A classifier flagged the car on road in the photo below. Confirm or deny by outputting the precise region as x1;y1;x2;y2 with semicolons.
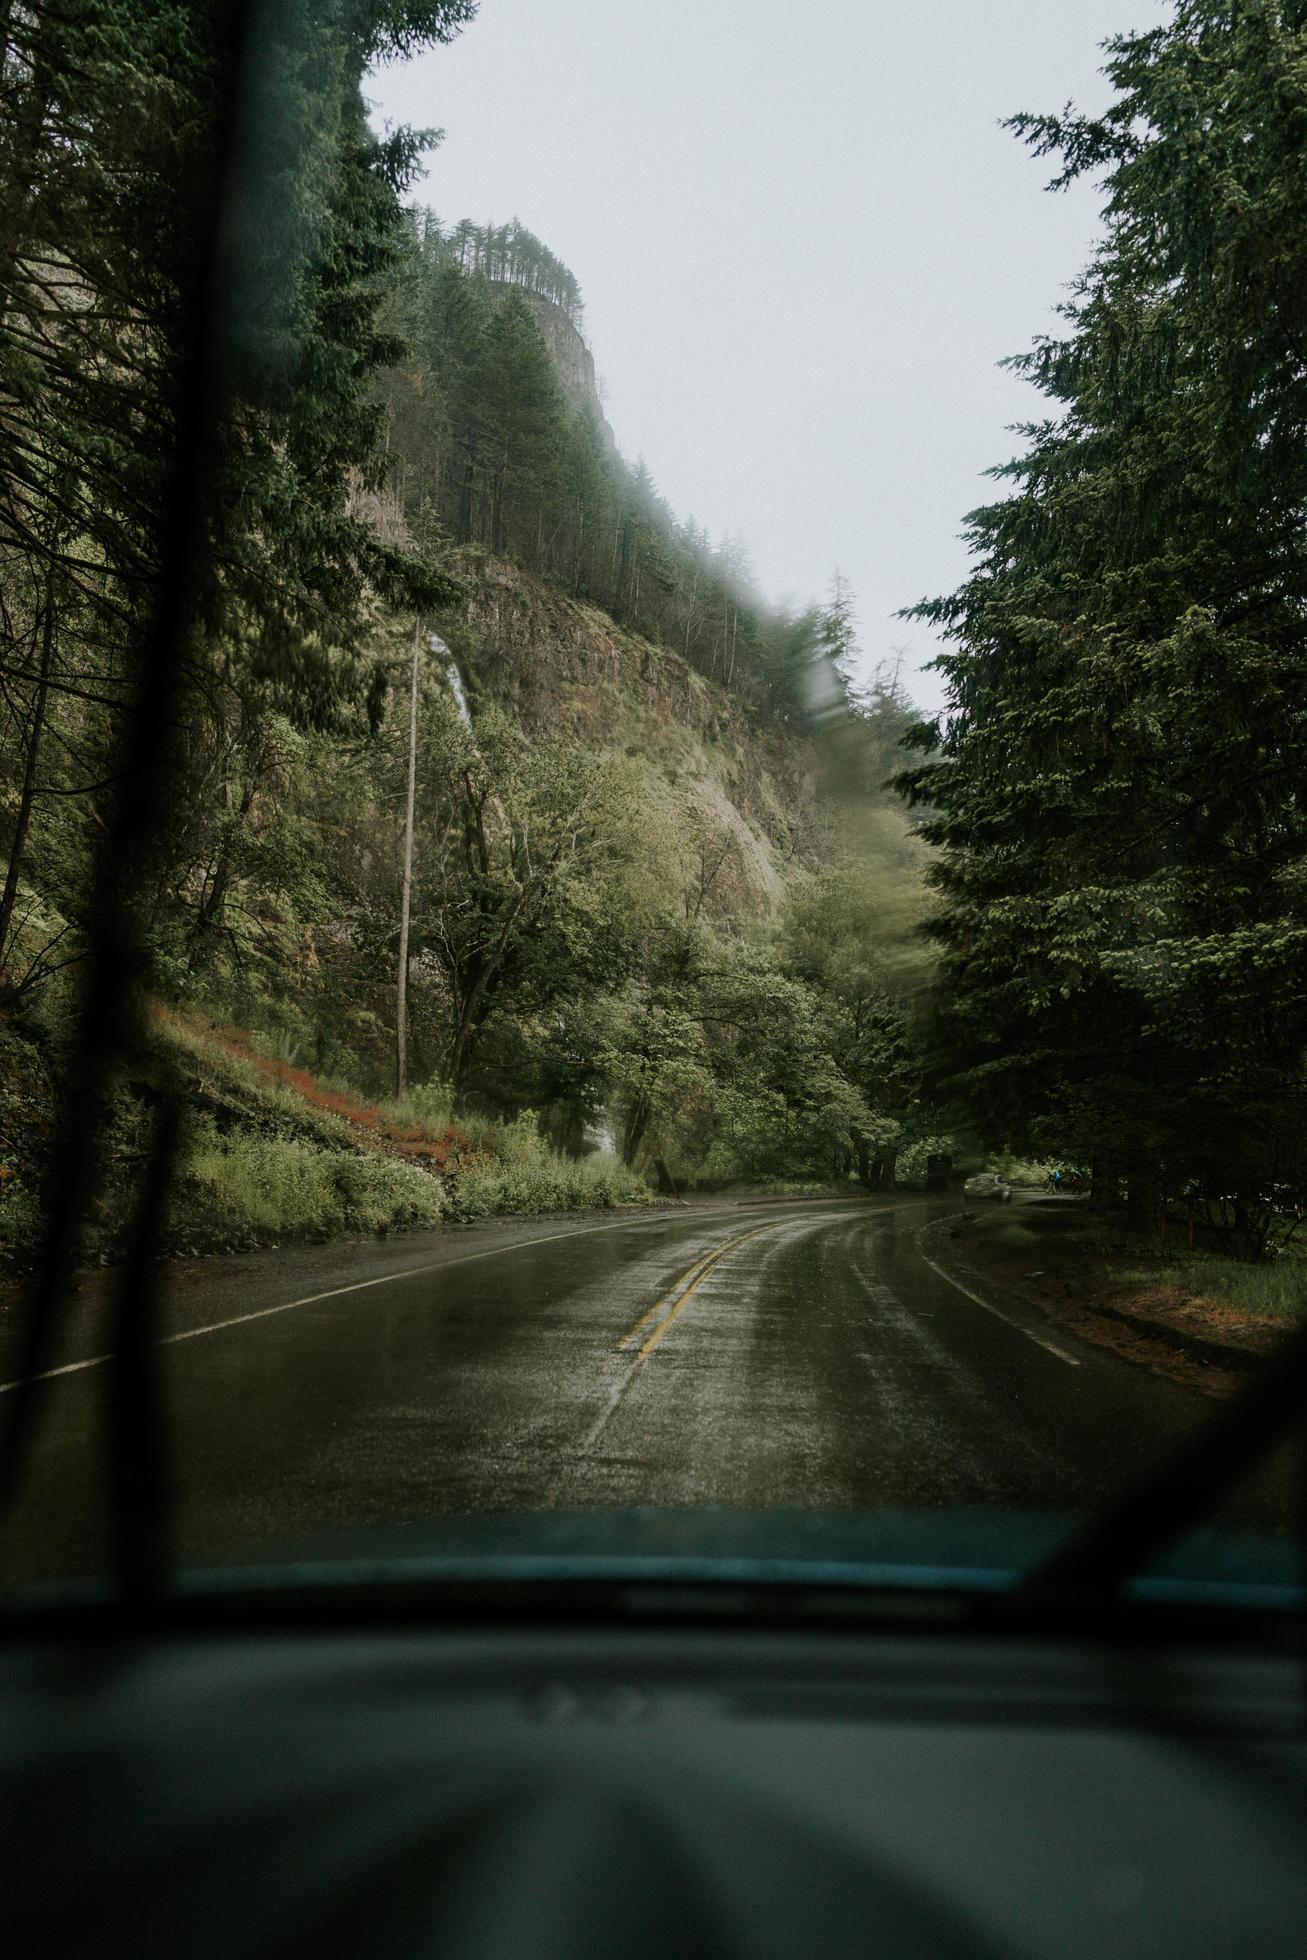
962;1171;1012;1203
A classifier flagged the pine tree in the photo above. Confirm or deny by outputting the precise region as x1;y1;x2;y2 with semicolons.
898;1;1307;1253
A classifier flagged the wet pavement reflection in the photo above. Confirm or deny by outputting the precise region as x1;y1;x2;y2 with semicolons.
0;1199;1289;1583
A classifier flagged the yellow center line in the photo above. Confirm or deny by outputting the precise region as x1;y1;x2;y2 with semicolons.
616;1200;917;1366
618;1246;722;1350
619;1222;779;1357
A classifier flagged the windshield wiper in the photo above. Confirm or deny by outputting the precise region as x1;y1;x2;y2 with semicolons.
1022;1315;1307;1608
0;0;257;1607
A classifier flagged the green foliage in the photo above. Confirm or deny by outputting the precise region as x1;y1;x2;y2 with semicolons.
0;0;472;1018
176;1116;445;1246
0;1176;41;1269
896;1135;962;1190
897;1;1307;1255
989;1151;1059;1191
456;1114;651;1217
446;218;584;322
0;6;942;1250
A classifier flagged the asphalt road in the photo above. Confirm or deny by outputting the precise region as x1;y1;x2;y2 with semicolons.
0;1196;1285;1584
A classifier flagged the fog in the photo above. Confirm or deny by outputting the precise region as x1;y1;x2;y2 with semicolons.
370;0;1170;712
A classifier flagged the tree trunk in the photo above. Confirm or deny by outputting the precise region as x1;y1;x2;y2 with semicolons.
1126;1159;1161;1236
0;576;54;979
187;779;255;973
457;453;474;542
1087;1156;1116;1212
616;516;633;611
572;498;584;593
395;625;419;1100
491;461;506;553
621;1091;650;1169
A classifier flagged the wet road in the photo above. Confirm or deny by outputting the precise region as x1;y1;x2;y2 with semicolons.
0;1197;1262;1582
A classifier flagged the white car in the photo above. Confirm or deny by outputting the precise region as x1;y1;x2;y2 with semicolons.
963;1172;1012;1203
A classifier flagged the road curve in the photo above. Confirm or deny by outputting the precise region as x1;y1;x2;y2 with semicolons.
0;1197;1268;1583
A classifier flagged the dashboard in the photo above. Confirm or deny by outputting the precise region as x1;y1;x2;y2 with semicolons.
5;1611;1306;1957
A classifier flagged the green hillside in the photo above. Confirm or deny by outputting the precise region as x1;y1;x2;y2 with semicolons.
0;90;938;1272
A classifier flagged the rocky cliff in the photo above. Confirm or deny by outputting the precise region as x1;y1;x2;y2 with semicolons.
493;284;617;449
433;550;817;921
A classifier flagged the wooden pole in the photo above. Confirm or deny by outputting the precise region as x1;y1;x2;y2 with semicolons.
395;622;420;1100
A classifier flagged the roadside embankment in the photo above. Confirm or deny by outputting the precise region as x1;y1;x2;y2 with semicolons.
921;1198;1299;1397
0;1010;652;1276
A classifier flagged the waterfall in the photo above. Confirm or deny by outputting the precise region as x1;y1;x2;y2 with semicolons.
428;631;471;727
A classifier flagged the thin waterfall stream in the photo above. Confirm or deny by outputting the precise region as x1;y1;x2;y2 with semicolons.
428;631;471;726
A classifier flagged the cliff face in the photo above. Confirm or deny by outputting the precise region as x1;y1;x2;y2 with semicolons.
433;551;817;921
494;285;616;449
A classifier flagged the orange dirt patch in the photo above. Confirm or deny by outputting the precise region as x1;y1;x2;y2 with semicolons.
158;1007;489;1170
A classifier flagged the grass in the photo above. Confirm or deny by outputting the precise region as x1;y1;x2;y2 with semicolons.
1116;1247;1307;1323
963;1195;1307;1329
966;1213;1042;1255
173;1117;445;1250
455;1114;650;1218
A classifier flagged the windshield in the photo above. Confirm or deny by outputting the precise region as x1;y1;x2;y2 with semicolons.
1;0;1303;1619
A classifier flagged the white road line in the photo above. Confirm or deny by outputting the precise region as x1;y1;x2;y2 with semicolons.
0;1200;882;1397
916;1253;1082;1367
0;1216;689;1396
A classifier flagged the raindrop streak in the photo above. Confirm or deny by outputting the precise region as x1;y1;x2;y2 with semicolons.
429;631;471;727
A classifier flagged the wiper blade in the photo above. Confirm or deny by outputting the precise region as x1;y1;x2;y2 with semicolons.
1022;1315;1307;1605
104;1099;181;1601
0;1;257;1606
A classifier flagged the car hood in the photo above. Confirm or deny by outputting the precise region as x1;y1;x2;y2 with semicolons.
188;1506;1298;1611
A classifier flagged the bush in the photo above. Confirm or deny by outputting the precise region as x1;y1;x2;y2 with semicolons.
0;1176;42;1269
991;1151;1059;1190
456;1113;650;1217
174;1118;444;1247
331;1154;447;1232
382;1080;457;1133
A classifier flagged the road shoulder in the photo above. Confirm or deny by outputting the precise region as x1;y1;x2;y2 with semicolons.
917;1206;1273;1399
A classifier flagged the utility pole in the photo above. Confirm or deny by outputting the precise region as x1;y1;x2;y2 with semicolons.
395;622;420;1100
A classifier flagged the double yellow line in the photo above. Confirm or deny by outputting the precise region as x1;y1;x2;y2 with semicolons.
618;1222;778;1360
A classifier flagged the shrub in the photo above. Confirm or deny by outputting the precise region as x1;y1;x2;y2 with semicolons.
383;1080;457;1133
0;1176;41;1269
331;1154;447;1232
456;1114;650;1216
991;1151;1059;1190
174;1117;444;1246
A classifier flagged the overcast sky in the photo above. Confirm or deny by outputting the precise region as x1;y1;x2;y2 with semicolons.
369;0;1170;711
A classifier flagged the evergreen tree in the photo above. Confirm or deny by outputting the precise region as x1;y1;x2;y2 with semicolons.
898;0;1307;1253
